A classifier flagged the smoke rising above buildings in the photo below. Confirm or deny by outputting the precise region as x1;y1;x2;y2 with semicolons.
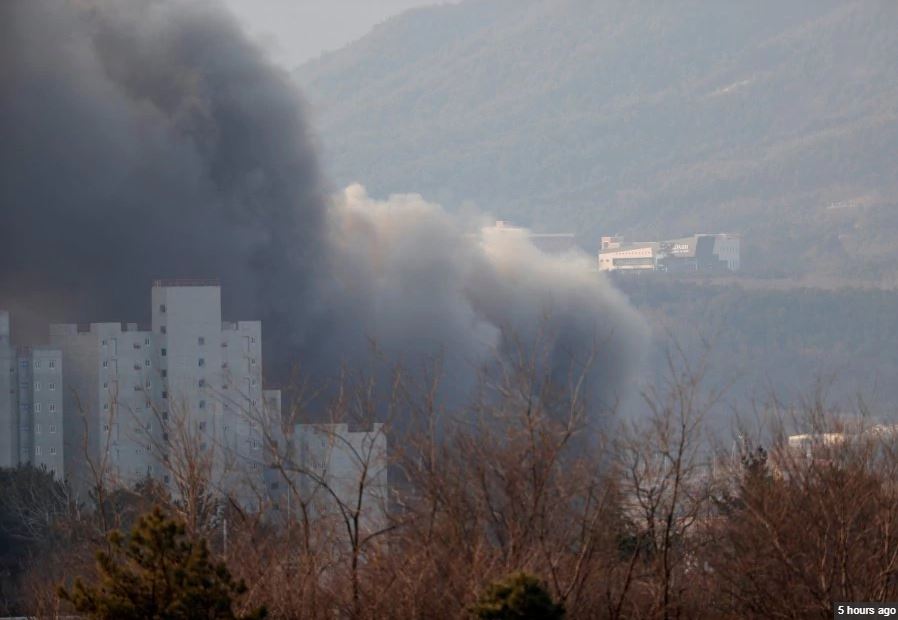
1;0;646;416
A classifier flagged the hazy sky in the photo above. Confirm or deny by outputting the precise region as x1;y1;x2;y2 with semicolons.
222;0;446;68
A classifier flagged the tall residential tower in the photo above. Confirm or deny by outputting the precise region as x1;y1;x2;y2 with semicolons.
50;281;279;508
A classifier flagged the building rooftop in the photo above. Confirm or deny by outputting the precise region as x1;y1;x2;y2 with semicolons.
152;278;220;288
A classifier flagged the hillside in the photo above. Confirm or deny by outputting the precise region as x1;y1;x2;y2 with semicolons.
296;0;898;281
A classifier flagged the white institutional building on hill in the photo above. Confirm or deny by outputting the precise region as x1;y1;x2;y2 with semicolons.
598;233;740;273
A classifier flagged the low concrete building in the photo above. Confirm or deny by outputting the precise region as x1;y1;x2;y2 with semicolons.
484;220;579;254
292;422;389;535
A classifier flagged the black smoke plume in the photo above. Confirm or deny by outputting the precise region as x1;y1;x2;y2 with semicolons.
1;0;646;416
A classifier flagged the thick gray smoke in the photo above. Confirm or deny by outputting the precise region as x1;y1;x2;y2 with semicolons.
1;0;646;416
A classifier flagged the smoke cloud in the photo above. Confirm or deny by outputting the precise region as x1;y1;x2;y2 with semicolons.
1;0;646;417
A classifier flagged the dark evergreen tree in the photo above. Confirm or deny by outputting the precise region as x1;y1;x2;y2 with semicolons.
59;507;265;620
472;572;565;619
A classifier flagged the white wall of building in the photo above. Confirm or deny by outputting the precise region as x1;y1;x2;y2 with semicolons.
49;322;156;492
294;423;389;535
712;234;741;271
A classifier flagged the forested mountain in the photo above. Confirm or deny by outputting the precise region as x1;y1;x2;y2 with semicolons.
296;0;898;281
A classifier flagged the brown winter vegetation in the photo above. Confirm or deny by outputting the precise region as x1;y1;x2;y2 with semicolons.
3;346;898;619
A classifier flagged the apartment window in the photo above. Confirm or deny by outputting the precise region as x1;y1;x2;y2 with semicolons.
103;424;109;432
34;381;40;391
199;421;207;431
49;425;56;433
35;446;41;456
102;360;108;368
145;337;151;346
198;337;205;346
49;382;56;391
199;400;206;410
161;369;167;378
103;403;109;411
159;304;166;313
145;379;152;389
251;337;256;344
160;325;167;334
34;403;41;413
35;424;41;434
102;339;107;346
198;358;205;368
49;403;56;413
198;378;206;388
103;381;109;389
251;378;257;387
48;360;56;369
162;391;168;400
161;348;167;357
250;358;257;366
49;447;56;455
145;359;151;367
33;360;41;369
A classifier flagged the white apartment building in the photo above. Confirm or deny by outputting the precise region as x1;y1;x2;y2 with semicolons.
292;422;389;535
0;311;65;477
50;281;279;508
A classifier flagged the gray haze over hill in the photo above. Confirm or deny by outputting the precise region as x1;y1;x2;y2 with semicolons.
296;0;898;283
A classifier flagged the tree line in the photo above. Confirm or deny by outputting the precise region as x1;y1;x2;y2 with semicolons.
2;345;898;619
